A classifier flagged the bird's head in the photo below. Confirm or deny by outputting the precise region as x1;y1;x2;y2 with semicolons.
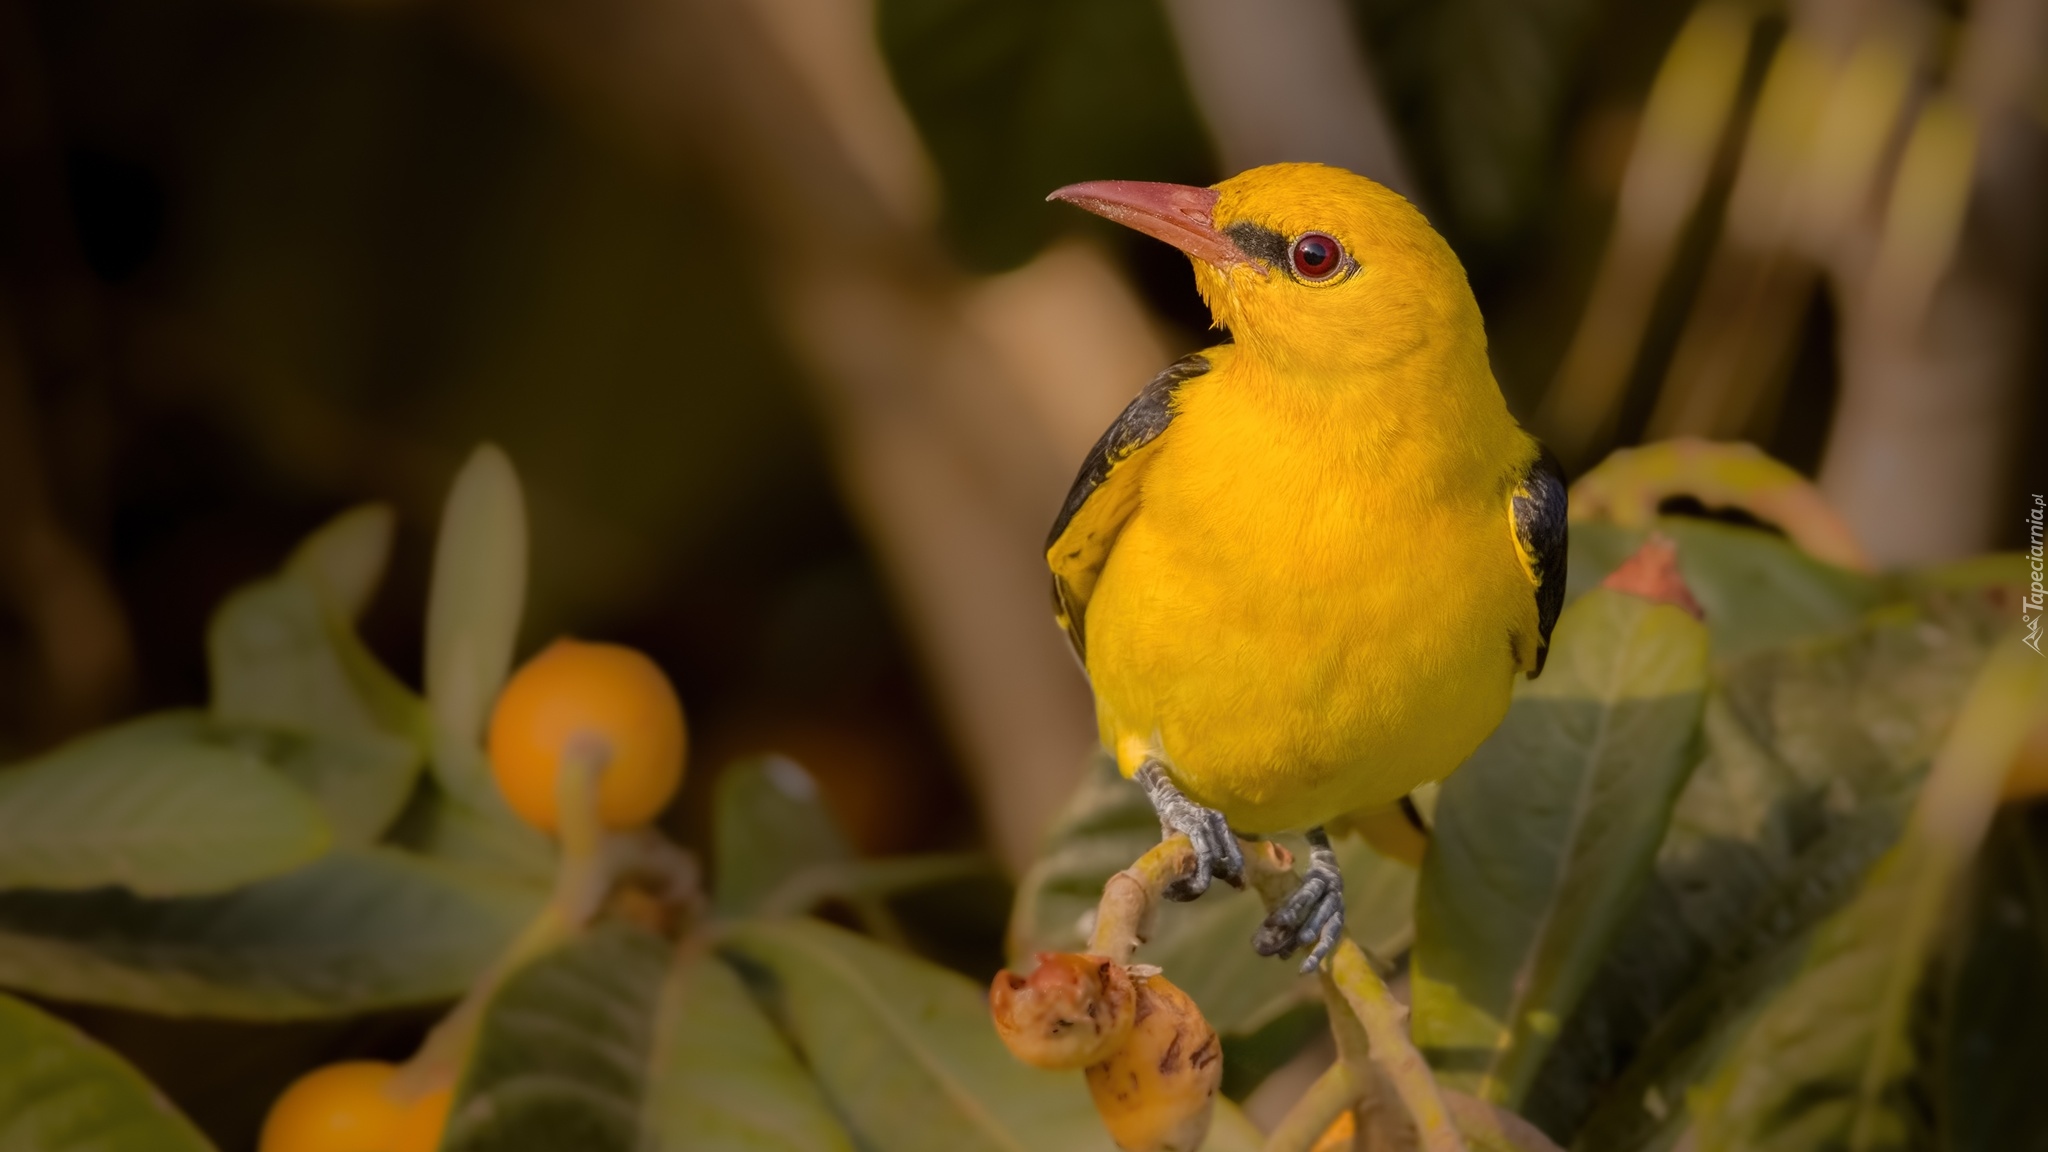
1050;163;1482;378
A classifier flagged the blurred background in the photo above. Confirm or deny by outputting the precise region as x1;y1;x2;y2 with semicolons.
2;0;2044;894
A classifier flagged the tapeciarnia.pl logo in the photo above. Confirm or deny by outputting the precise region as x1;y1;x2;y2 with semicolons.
2027;494;2045;655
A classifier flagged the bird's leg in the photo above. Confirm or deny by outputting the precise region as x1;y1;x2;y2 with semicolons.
1255;826;1345;973
1136;760;1245;901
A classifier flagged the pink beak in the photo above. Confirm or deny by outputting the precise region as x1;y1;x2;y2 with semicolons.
1047;180;1258;272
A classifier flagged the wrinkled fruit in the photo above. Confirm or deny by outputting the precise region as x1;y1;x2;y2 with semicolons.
487;637;688;833
1084;972;1221;1152
991;952;1137;1070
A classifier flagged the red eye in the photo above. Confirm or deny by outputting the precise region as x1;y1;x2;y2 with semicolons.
1291;233;1342;280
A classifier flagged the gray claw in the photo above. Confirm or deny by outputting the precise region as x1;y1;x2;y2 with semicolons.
1254;826;1345;972
1137;761;1245;901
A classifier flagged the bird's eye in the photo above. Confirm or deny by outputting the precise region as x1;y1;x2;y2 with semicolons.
1291;233;1343;280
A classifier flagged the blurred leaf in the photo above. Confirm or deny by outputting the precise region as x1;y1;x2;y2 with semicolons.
876;0;1214;270
731;916;1244;1152
389;783;557;891
1413;589;1708;1109
0;992;216;1152
1567;519;1888;662
1011;757;1416;1041
0;847;537;1019
645;943;858;1152
425;444;529;811
214;724;420;847
283;502;394;623
1348;0;1599;244
1684;644;2048;1151
0;712;330;897
714;756;853;917
1938;806;2048;1151
443;920;668;1152
209;572;426;745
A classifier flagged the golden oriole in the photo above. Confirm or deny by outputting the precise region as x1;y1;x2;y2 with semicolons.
1047;163;1566;971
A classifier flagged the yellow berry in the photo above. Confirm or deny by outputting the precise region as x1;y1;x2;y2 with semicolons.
259;1061;404;1152
1084;972;1221;1152
487;639;687;832
390;1085;453;1152
991;952;1137;1070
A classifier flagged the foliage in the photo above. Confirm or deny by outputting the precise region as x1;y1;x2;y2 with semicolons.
0;439;2036;1152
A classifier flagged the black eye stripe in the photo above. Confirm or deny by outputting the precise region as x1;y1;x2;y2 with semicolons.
1222;221;1289;268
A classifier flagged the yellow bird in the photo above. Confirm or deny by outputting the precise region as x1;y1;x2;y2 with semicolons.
1046;163;1566;971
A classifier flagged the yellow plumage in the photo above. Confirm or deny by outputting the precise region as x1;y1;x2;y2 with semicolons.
1049;163;1552;837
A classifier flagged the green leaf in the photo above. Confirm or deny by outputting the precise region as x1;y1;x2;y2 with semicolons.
389;783;557;891
425;444;529;809
1348;0;1601;245
214;724;421;847
714;756;853;917
443;921;669;1152
283;502;394;623
446;916;1259;1152
1938;806;2048;1151
644;943;858;1152
1685;643;2048;1152
1537;593;1991;1140
1557;802;1904;1152
0;847;537;1019
208;571;426;745
0;712;330;897
1557;590;1998;1147
1565;519;1888;662
443;921;861;1152
876;0;1214;271
209;502;427;747
1709;592;2007;819
0;992;216;1152
725;916;1121;1152
1010;758;1416;1042
1413;589;1709;1109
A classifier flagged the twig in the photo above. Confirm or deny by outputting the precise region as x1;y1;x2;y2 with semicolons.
1329;943;1464;1152
1086;836;1466;1152
1088;835;1198;962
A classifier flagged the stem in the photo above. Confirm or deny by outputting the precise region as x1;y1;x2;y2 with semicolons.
1261;1060;1359;1152
1330;942;1465;1152
391;745;610;1101
1087;835;1198;961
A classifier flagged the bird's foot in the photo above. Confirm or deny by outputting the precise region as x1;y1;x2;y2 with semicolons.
1254;826;1345;974
1136;761;1245;901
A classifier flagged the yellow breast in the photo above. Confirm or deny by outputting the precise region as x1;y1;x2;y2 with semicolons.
1084;347;1537;833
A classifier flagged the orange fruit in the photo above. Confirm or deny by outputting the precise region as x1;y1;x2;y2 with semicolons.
390;1085;453;1152
487;638;687;832
258;1061;405;1152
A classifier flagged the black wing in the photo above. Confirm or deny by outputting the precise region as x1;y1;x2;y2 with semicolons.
1046;352;1211;666
1511;441;1569;677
